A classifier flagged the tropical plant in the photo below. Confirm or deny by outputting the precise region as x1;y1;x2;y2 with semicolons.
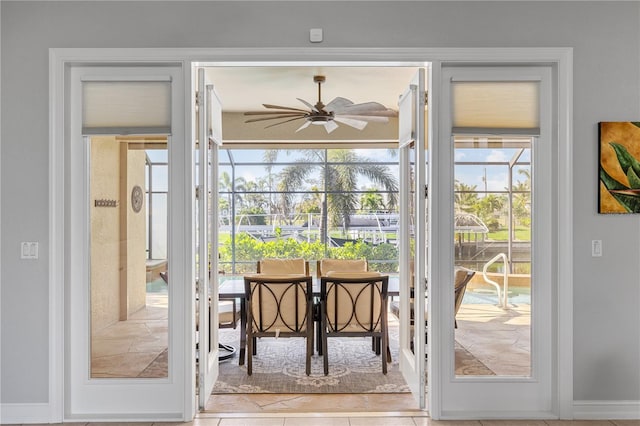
360;189;386;212
218;232;399;273
454;180;479;213
474;193;506;224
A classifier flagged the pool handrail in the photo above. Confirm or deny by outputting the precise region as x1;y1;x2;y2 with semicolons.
482;253;509;308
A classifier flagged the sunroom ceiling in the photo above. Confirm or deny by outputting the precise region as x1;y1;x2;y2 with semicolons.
204;66;420;144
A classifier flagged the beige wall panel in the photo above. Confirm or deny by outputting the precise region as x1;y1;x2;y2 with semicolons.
90;136;121;333
127;149;147;315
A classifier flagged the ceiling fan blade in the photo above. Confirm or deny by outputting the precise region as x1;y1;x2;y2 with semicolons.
245;113;305;123
333;116;368;130
324;97;354;113
262;104;310;113
339;101;394;115
244;110;307;116
296;98;317;112
324;120;340;133
340;109;398;118
295;121;312;133
336;114;390;123
264;116;306;129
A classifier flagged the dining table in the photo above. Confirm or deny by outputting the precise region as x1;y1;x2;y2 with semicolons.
218;274;400;366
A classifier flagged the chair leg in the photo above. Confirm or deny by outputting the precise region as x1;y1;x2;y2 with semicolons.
247;330;253;376
381;330;388;375
374;336;381;355
306;329;312;376
317;320;323;355
252;337;257;355
321;311;329;375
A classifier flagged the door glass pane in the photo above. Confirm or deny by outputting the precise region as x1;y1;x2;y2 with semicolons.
454;136;532;377
408;143;417;356
90;136;169;378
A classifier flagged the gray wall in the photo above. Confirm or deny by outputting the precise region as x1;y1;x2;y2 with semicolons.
2;0;639;405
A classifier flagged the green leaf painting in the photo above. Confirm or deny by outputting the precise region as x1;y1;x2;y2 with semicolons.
599;122;640;213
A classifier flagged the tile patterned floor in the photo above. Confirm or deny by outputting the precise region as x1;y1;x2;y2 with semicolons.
455;302;531;376
77;292;628;426
91;293;168;378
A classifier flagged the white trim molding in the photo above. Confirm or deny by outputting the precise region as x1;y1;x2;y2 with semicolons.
573;400;640;420
1;403;51;424
48;47;573;422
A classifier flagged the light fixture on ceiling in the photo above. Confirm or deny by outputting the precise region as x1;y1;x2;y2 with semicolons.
244;75;398;134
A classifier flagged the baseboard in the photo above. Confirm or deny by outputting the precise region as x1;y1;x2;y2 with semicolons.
0;403;185;424
0;403;51;424
573;400;640;419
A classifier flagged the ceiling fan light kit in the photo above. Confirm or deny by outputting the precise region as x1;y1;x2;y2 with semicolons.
244;75;398;134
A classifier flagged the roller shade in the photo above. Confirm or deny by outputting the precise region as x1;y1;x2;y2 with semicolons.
452;81;539;136
82;81;171;135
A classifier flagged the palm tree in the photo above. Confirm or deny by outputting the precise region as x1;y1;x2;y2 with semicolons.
360;189;386;213
454;180;479;212
269;149;398;243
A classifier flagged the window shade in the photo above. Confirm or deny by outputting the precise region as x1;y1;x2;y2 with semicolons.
452;81;539;136
82;81;171;135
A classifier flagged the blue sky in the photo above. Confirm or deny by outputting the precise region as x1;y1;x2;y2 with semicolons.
146;146;531;199
217;148;530;193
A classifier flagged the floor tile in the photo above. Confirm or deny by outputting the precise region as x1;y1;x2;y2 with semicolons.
348;417;418;426
611;421;640;426
545;422;615;426
219;418;284;426
480;422;548;426
205;393;419;413
283;417;350;425
191;419;221;426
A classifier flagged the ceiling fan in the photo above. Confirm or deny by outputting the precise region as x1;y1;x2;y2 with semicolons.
243;75;398;134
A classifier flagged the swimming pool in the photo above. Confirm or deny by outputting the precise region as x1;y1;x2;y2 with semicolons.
463;287;531;305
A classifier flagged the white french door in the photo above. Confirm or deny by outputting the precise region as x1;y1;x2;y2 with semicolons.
66;65;189;420
195;68;223;409
433;65;555;418
398;68;427;409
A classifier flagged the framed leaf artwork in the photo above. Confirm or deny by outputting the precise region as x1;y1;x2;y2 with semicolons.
599;121;640;213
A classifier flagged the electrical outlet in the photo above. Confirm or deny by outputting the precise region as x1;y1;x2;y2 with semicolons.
591;240;602;257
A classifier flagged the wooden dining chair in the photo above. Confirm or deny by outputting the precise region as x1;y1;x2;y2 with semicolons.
243;274;314;376
319;272;390;375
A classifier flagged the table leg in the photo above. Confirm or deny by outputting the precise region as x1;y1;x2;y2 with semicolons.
238;297;246;366
314;301;323;355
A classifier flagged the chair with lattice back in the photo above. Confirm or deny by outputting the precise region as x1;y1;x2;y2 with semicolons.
243;274;314;375
319;271;390;375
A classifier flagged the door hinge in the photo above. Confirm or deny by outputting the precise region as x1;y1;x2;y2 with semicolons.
424;184;428;199
195;91;200;107
195;185;201;200
424;91;428;107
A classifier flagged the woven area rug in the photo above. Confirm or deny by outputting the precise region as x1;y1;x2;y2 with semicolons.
214;320;408;394
213;320;494;394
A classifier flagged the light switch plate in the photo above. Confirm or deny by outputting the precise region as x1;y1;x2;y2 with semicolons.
591;240;602;257
21;242;39;259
